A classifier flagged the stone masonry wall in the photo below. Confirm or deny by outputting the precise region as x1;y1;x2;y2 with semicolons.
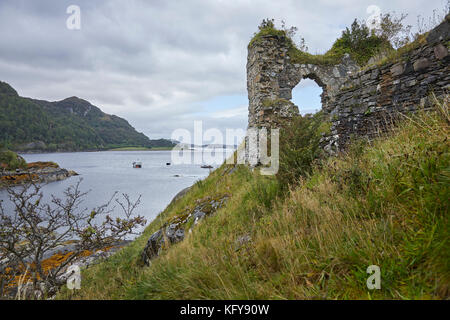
246;16;449;156
323;17;450;152
247;35;359;129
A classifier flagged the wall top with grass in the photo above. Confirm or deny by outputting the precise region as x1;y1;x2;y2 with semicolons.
247;27;360;128
246;15;450;155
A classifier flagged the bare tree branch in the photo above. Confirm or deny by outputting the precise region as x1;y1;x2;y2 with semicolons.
0;179;146;299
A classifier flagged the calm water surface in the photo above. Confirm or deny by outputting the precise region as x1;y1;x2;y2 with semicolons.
0;150;228;235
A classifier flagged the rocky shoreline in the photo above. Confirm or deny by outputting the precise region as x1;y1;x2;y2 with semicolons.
0;162;78;188
0;241;130;300
0;173;207;299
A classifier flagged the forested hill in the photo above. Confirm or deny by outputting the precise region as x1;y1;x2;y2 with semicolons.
0;81;174;152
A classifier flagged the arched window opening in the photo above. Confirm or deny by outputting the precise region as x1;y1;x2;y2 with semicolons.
291;78;323;115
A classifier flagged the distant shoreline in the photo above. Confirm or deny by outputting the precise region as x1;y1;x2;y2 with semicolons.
16;146;238;154
15;147;174;154
107;147;174;151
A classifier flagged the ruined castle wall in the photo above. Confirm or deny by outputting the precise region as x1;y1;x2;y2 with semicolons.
247;35;359;128
324;19;450;152
247;17;449;155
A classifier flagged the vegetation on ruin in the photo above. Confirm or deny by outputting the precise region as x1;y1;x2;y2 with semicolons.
249;9;448;67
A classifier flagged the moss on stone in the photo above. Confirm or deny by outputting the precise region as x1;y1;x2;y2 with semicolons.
261;98;292;108
27;161;59;169
318;121;332;136
365;33;429;68
248;26;287;48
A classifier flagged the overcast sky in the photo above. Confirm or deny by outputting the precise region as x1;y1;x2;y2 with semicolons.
0;0;447;139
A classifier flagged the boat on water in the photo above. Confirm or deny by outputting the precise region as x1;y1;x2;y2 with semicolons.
201;165;213;169
132;161;142;168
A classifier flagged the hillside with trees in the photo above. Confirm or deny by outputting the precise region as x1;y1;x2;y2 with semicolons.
0;81;174;152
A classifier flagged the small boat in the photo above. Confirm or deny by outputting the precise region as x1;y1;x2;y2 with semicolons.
166;162;171;166
132;161;142;168
201;165;213;169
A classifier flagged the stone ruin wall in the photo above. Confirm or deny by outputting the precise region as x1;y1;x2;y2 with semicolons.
246;16;450;156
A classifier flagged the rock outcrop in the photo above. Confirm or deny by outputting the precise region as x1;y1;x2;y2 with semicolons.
0;241;129;300
141;195;229;266
0;162;78;187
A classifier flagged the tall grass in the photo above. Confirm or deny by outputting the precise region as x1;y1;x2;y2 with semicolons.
277;111;326;193
59;99;449;300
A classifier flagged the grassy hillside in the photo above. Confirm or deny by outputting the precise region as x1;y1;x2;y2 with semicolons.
0;81;174;152
59;100;449;300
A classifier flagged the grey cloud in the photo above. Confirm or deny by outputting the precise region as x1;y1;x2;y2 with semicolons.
0;0;446;139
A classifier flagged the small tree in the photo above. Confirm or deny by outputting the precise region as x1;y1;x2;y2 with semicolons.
330;18;390;64
0;179;146;299
371;12;412;49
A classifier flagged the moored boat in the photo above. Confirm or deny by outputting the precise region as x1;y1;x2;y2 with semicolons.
133;161;142;168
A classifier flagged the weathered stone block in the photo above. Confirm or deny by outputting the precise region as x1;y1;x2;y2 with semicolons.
279;89;292;100
141;229;163;265
426;17;450;44
413;58;431;72
371;69;380;79
434;44;448;60
391;63;404;76
361;73;371;81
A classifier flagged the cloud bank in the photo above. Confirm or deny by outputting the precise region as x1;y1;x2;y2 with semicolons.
0;0;446;138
